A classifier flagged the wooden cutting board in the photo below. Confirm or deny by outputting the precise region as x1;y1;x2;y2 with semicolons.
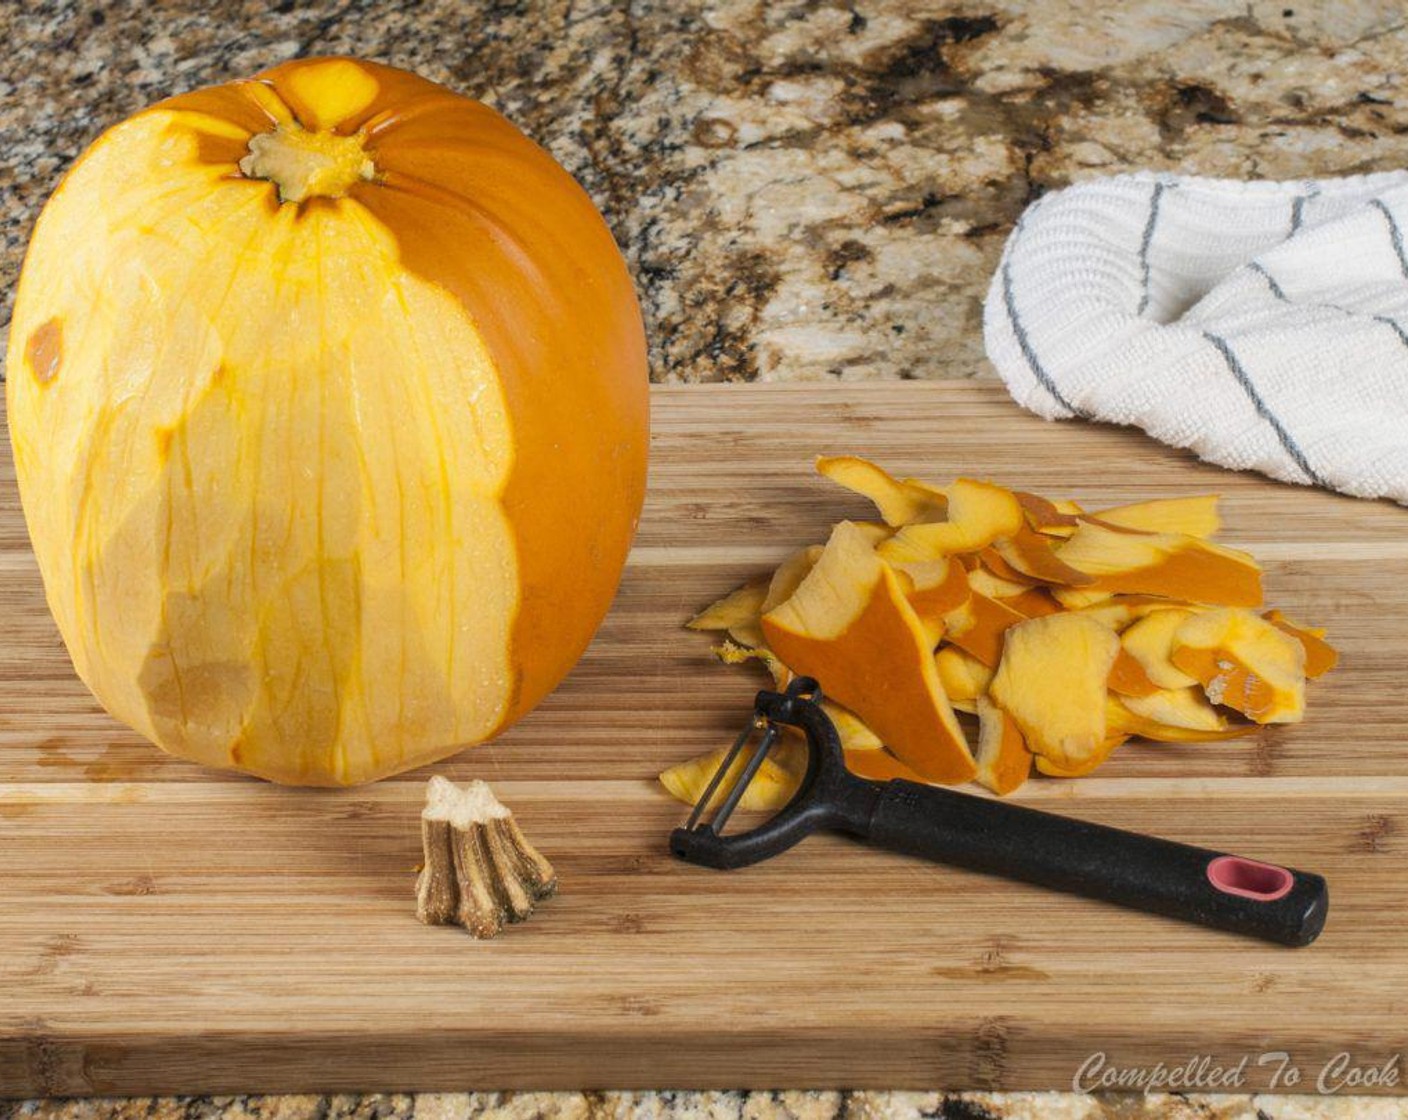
3;382;1408;1097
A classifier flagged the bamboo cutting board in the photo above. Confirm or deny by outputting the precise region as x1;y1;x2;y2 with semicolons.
3;382;1408;1097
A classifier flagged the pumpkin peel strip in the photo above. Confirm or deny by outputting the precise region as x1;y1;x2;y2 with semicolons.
674;457;1333;798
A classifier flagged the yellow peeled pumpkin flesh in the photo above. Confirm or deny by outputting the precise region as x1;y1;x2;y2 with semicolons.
1118;686;1229;732
6;58;649;785
687;576;770;650
660;738;809;814
1119;608;1200;689
988;613;1121;773
934;645;993;702
1087;495;1221;538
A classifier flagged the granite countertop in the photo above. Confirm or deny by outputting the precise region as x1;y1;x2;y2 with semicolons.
4;0;1408;1116
3;1091;1405;1120
6;0;1408;387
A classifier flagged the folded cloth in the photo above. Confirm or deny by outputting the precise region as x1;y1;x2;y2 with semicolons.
983;170;1408;505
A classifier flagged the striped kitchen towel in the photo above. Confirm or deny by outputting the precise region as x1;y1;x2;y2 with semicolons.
983;170;1408;505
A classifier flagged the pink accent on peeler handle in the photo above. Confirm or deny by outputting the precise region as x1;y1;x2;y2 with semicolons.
1206;855;1295;902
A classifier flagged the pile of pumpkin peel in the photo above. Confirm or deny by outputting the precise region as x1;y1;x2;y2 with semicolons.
662;456;1337;807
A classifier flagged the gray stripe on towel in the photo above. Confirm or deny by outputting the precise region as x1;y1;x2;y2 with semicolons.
1373;314;1408;352
1000;241;1081;417
1290;182;1319;234
1371;198;1408;279
1202;331;1325;487
1136;181;1167;316
1248;260;1287;301
1246;262;1408;353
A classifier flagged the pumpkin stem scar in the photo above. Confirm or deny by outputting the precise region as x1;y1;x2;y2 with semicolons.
25;317;63;386
238;124;375;204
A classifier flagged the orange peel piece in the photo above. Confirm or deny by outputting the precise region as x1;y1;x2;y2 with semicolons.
1263;609;1338;678
1106;696;1256;742
1034;733;1128;778
1119;686;1229;732
1089;495;1221;538
845;747;928;783
1016;491;1083;538
878;479;1025;563
988;613;1121;774
892;555;970;645
991;524;1097;587
1171;608;1306;724
974;695;1033;795
942;591;1028;668
1056;523;1262;607
1119;608;1200;689
1108;648;1161;697
816;455;947;526
934;645;994;703
659;736;808;813
1003;587;1064;618
762;521;975;783
966;567;1031;601
687;575;769;649
1074;595;1200;632
977;547;1038;586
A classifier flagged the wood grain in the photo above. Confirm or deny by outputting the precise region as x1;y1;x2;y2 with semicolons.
2;383;1407;1096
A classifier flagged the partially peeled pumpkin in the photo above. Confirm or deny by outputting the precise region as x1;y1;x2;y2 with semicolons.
6;58;650;784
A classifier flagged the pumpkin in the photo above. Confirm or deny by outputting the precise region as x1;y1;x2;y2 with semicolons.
5;58;649;785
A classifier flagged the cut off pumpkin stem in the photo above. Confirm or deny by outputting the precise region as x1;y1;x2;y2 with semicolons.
416;776;557;939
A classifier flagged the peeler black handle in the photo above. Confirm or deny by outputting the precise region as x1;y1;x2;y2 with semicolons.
863;780;1327;946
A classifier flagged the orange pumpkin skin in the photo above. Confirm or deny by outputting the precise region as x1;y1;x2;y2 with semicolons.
6;58;648;784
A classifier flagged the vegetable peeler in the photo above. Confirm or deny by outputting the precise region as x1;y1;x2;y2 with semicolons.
671;677;1328;946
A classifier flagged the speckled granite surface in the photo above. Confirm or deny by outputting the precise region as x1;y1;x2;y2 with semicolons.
5;0;1408;384
7;1094;1408;1120
6;1096;1408;1120
5;0;1408;1115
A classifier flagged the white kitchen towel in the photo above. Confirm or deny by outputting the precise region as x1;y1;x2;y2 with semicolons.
983;170;1408;505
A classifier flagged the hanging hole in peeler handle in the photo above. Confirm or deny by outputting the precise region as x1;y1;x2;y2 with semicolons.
1206;855;1294;902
